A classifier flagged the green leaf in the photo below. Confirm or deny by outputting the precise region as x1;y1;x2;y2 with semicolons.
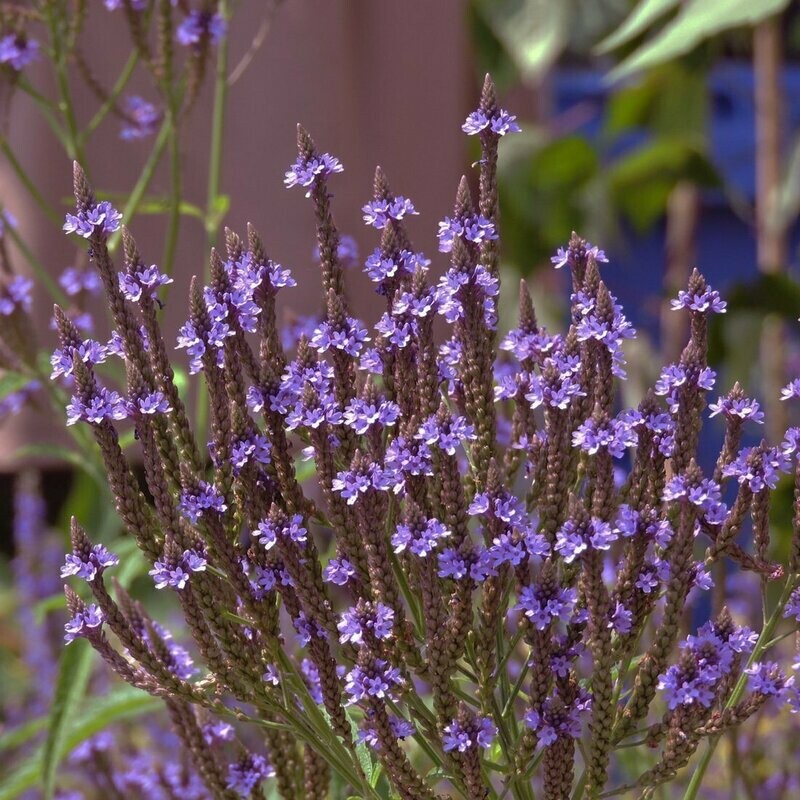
13;443;106;489
41;640;95;799
0;371;33;399
776;131;800;230
0;688;161;800
596;0;680;53
0;717;47;756
475;0;571;81
608;0;791;82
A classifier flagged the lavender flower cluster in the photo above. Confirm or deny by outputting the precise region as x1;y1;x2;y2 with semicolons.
52;76;800;800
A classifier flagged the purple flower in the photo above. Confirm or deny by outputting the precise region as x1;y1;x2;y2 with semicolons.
256;514;307;550
0;276;33;315
746;662;793;698
284;153;343;193
120;96;162;140
362;196;418;228
64;604;104;643
231;432;271;472
63;201;122;239
462;108;520;136
177;10;227;47
66;387;128;426
338;602;394;645
709;393;764;424
784;588;800;621
442;716;497;752
781;379;800;401
323;557;356;586
59;267;102;297
203;720;235;744
61;544;119;582
131;391;172;416
118;264;172;301
392;517;450;557
416;413;476;455
572;416;637;458
722;446;790;492
437;213;497;253
311;316;370;357
515;583;577;630
555;518;617;563
343;397;400;434
0;34;39;71
670;287;727;314
293;612;328;646
344;659;403;703
551;240;607;270
149;549;207;589
610;602;632;635
524;689;590;745
225;754;274;797
179;481;227;523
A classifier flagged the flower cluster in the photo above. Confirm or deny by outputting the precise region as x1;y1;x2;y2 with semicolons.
53;76;800;800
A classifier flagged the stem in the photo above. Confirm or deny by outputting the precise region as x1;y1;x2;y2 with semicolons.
5;225;68;305
16;77;72;153
107;118;171;253
0;140;63;228
196;0;230;440
161;114;182;276
681;574;797;800
82;50;141;141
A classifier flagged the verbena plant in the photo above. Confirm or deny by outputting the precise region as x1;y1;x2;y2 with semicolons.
43;76;800;800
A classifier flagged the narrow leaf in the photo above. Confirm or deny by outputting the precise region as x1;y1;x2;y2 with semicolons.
596;0;680;54
41;640;94;799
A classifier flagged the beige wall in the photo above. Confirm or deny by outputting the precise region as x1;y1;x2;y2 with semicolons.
1;1;471;468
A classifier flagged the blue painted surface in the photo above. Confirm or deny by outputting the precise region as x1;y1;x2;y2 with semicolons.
553;64;800;339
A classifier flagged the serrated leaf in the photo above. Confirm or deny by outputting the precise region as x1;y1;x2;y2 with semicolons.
41;640;95;798
595;0;680;54
608;0;791;83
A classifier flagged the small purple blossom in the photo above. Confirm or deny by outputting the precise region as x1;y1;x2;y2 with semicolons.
462;108;520;136
338;602;394;645
149;549;207;589
323;557;356;586
61;544;119;582
284;153;343;193
120;96;162;140
63;201;122;239
437;213;497;253
442;716;497;752
392;517;450;557
177;10;227;47
64;604;104;643
0;34;39;71
670;287;727;314
180;481;227;523
225;754;274;797
344;659;403;703
362;196;418;228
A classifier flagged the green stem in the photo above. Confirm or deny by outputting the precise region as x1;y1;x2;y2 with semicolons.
161;116;182;276
0;140;63;228
44;7;86;167
16;77;72;153
681;574;798;800
107;118;171;253
82;50;141;142
196;0;230;440
205;0;230;251
5;225;67;305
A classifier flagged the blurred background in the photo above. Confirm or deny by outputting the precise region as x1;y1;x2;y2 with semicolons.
4;1;800;797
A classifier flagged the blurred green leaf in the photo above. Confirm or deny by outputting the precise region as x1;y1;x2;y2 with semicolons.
608;0;790;82
0;371;33;399
0;717;47;756
776;132;800;230
596;0;680;53
474;0;571;81
13;444;105;490
41;640;95;799
724;273;800;318
0;688;161;800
